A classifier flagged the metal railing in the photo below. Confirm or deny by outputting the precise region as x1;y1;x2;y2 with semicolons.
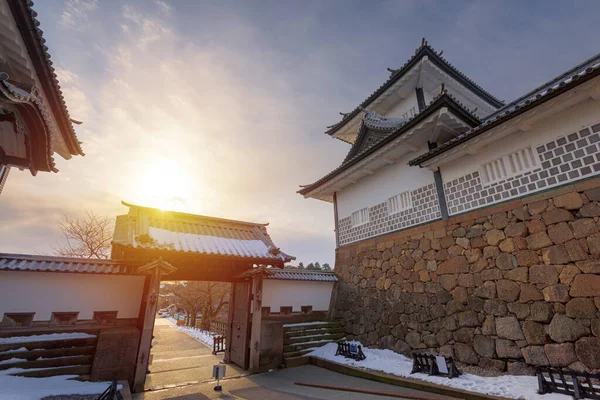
213;335;226;355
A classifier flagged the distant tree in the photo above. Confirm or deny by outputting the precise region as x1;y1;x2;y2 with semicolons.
305;262;315;270
53;211;113;259
322;263;332;271
297;262;305;270
165;282;229;329
314;262;321;270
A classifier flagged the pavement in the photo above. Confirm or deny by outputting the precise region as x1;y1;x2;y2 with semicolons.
134;318;453;400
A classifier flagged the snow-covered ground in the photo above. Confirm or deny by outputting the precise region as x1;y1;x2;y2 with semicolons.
309;342;570;400
0;332;120;399
171;324;215;348
0;332;96;345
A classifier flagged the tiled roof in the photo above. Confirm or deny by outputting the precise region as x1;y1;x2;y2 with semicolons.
0;253;136;275
265;269;338;282
409;52;600;166
114;202;295;263
7;0;83;156
299;92;480;196
325;41;503;136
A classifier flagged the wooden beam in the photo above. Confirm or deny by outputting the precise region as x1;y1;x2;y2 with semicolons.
249;273;263;373
224;281;236;363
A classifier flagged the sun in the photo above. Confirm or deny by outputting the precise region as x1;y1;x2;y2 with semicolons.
132;157;194;210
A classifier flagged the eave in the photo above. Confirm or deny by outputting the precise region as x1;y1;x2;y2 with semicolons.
7;0;84;157
325;43;503;142
410;55;600;168
299;93;481;201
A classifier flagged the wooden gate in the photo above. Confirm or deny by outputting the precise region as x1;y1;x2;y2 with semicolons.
228;280;251;369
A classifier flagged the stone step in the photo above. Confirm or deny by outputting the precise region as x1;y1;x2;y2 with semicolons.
283;322;343;333
283;348;316;359
284;333;345;345
283;338;343;354
0;345;96;362
284;354;310;368
284;327;345;339
0;355;94;371
0;337;97;353
10;364;92;378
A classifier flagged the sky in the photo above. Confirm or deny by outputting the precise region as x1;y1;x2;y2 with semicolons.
1;0;600;266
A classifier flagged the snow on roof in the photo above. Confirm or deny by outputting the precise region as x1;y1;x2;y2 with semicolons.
0;253;136;275
265;269;338;282
115;202;295;263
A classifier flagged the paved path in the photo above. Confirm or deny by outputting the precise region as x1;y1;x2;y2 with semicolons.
137;318;455;400
145;317;244;391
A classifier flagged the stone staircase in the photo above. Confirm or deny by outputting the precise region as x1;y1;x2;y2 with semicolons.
0;332;98;379
283;321;345;367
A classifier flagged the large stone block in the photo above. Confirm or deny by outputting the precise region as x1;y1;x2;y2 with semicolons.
506;222;528;238
542;208;574;225
530;302;553;323
474;281;496;299
527;232;553;251
519;284;544;302
496;316;525;341
553;192;583;210
572;219;598;239
542;284;571;303
530;265;559;287
515;250;539;267
575;337;600;369
497;280;520;302
508;303;530;319
570;274;600;297
405;331;422;349
486;229;506;246
454;343;479;365
473;335;495;358
544;343;577;367
521;346;549;366
566;298;598;319
496;253;518;270
507;361;536;375
484;299;508;317
580;203;600;217
542;245;570;265
496;339;522;358
91;327;140;385
437;256;469;275
504;267;528;283
548;314;589;343
565;240;588;262
458;310;480;327
522;321;549;345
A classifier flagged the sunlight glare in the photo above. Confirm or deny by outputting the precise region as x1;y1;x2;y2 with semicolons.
132;157;194;210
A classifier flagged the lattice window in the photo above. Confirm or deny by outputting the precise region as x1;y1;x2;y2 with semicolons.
401;106;417;119
351;208;369;227
388;191;412;214
50;312;78;326
481;146;540;185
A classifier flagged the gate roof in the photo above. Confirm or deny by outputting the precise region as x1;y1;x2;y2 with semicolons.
112;202;294;270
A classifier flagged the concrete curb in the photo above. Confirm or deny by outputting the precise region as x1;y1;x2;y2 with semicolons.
309;357;510;400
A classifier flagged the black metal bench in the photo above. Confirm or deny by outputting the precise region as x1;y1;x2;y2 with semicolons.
537;367;600;399
213;335;226;355
96;379;123;400
335;342;366;361
411;353;461;379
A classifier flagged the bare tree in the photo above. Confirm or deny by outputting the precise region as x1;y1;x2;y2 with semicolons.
53;211;113;259
166;281;229;329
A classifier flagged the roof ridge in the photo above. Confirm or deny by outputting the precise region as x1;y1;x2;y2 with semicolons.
0;253;122;264
324;40;502;136
122;200;270;228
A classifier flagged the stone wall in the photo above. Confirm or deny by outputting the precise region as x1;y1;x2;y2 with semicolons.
333;178;600;374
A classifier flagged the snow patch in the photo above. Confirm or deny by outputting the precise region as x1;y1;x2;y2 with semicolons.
0;347;28;354
309;342;569;400
0;333;96;345
171;325;216;348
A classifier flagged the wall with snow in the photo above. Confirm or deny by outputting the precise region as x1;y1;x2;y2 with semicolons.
0;271;145;320
262;280;334;312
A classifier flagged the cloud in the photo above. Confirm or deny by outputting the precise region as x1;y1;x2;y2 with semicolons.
155;0;171;15
59;0;98;31
54;67;91;121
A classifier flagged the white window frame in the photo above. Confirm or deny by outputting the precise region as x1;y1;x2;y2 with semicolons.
480;146;541;186
388;190;413;214
401;106;417;119
351;208;370;227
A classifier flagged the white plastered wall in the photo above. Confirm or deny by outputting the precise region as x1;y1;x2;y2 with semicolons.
262;280;334;312
336;146;434;219
441;99;600;183
385;91;419;119
0;271;145;320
